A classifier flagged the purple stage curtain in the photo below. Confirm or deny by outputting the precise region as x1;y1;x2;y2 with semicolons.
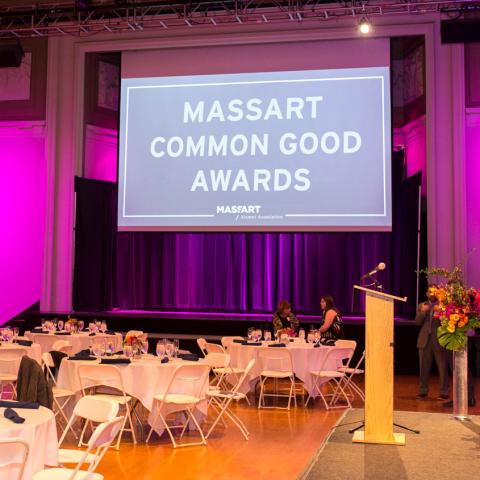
115;231;391;314
74;151;423;316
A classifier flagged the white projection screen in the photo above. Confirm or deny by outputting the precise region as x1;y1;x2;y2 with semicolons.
119;38;391;232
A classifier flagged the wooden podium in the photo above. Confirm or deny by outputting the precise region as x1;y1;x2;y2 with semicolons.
352;286;407;446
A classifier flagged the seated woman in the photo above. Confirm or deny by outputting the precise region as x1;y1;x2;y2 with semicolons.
272;300;299;333
319;295;344;343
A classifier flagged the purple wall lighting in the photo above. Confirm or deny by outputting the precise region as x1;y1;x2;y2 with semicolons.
0;127;46;325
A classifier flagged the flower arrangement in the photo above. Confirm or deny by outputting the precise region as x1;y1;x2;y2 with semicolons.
420;266;480;350
279;327;296;338
124;330;146;350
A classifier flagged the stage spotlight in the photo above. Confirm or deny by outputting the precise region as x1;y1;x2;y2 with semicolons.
358;17;371;35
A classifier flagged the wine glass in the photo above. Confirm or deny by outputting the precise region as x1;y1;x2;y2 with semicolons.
95;320;101;333
165;342;174;360
92;343;103;357
106;341;115;356
124;345;133;359
78;320;84;332
264;331;272;342
156;341;165;359
314;330;321;345
173;339;180;358
247;328;254;341
141;340;149;355
307;331;314;344
101;321;107;333
41;319;46;331
299;329;306;341
58;320;64;332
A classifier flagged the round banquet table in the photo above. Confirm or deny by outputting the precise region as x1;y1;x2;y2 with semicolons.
0;343;42;364
24;332;123;355
56;356;208;436
228;342;341;396
0;405;58;480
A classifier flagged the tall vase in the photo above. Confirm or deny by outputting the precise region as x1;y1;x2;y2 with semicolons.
453;346;469;421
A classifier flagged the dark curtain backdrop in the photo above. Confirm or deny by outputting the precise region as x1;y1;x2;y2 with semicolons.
74;151;422;317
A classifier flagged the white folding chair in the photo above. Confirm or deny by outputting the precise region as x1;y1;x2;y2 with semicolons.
305;346;354;409
204;352;231;388
0;348;27;398
33;416;124;480
0;438;29;480
196;338;207;357
204;342;225;354
146;363;210;448
77;364;137;450
42;352;77;439
220;336;244;351
205;358;255;441
51;340;73;356
334;341;365;403
57;395;119;465
257;347;297;410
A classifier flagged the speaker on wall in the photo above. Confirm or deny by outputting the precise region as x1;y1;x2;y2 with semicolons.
441;19;480;44
0;42;25;68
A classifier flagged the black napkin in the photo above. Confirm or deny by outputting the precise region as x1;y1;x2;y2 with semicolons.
100;358;131;365
268;343;286;348
105;330;116;335
14;340;32;347
314;343;322;348
89;333;96;336
178;353;199;361
31;329;48;334
242;341;262;346
233;339;245;344
68;355;97;361
55;332;71;336
4;408;25;424
0;400;39;409
161;357;169;363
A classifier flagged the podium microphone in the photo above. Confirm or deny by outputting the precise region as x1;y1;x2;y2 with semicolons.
361;262;386;280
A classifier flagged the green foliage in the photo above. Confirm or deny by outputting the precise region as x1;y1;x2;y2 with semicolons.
437;326;467;351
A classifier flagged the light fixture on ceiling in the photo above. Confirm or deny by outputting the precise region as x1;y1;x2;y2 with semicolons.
358;17;371;35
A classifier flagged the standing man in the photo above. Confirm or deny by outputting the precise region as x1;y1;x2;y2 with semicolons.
415;284;449;400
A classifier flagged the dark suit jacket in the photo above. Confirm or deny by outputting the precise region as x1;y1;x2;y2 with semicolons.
415;301;442;350
16;356;53;409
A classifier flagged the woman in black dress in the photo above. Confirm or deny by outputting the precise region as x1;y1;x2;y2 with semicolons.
319;295;344;343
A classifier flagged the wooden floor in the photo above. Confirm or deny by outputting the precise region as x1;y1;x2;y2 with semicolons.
62;375;480;480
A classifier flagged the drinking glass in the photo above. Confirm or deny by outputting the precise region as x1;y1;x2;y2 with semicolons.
165;342;174;360
156;341;165;359
101;321;107;333
106;341;115;355
65;322;72;333
41;319;46;330
92;343;103;357
53;318;58;331
264;331;272;342
124;345;133;359
307;332;314;344
78;320;84;332
247;328;254;341
314;330;321;344
280;333;289;345
173;339;180;358
299;329;306;341
95;320;102;332
58;320;64;332
141;340;149;355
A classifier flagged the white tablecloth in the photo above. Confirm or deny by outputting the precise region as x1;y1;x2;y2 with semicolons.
24;332;123;355
0;343;42;364
229;342;340;396
57;356;208;435
0;405;58;480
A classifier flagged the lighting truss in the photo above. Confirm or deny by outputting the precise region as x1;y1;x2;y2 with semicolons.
0;1;479;38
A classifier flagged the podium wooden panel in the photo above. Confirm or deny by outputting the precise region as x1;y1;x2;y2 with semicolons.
352;286;407;446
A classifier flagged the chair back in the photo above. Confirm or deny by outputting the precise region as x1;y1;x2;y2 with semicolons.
42;352;57;385
69;416;125;477
0;438;29;480
77;364;127;399
51;340;72;355
204;352;230;369
58;395;119;447
204;342;225;354
257;347;294;373
196;338;207;356
221;336;244;350
0;348;27;376
32;334;56;353
334;339;356;350
230;358;255;394
319;346;355;372
158;364;210;403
